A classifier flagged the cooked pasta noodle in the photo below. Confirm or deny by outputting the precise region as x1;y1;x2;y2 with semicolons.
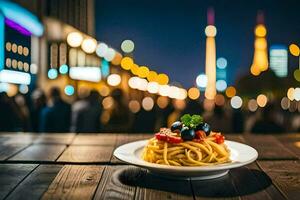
142;135;231;166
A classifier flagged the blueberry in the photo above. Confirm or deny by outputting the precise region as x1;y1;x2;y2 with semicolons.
196;123;211;136
180;127;195;140
171;121;182;132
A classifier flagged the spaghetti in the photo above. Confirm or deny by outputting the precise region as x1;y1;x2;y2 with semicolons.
142;131;231;166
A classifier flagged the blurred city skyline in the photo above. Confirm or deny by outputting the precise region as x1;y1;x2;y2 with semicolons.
95;0;300;87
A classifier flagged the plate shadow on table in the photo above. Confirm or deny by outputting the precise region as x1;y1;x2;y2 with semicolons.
115;166;273;198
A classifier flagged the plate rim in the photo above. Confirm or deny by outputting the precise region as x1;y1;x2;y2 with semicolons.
113;139;258;172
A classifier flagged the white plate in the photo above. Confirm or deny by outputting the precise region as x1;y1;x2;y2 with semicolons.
113;140;258;180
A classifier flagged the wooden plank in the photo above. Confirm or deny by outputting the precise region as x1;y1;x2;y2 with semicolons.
0;164;37;199
93;166;136;200
0;143;29;160
42;165;103;200
0;133;37;144
57;145;114;163
230;163;285;200
9;144;66;162
258;160;300;200
34;133;76;145
134;169;193;200
192;171;239;200
111;134;152;164
72;134;117;146
6;165;63;200
276;135;300;159
243;135;297;160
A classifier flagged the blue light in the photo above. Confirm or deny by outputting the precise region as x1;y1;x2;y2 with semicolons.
59;64;68;74
216;80;227;92
0;1;44;36
48;69;58;80
217;57;227;69
64;85;74;96
101;59;109;77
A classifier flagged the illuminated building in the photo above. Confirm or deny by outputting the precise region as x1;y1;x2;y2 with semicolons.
250;12;268;76
269;45;288;77
204;8;217;99
0;1;43;86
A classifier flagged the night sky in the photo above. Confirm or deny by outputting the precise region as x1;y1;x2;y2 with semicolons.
95;0;300;88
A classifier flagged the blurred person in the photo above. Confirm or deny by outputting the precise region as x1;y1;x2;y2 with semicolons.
14;94;31;131
71;90;102;133
30;89;46;132
251;104;284;134
0;92;18;131
103;89;132;132
40;87;71;132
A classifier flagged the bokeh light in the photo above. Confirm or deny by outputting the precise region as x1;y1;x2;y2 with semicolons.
188;87;200;100
104;48;116;61
107;74;121;86
248;99;258;112
138;66;150;78
289;44;300;56
256;94;268;107
59;64;68;74
147;71;158;82
157;73;169;85
294;88;300;101
287;87;295;101
216;57;227;69
121;57;134;70
147;82;160;94
96;43;108;57
205;25;217;37
129;100;141;113
64;85;75;96
81;38;97;54
48;69;58;79
255;24;267;37
158;85;170;96
131;64;139;75
121;40;135;53
102;96;114;110
294;69;300;82
67;32;83;47
196;74;207;88
281;97;290;110
216;80;227;92
99;85;110;97
215;94;225;106
225;86;236;98
142;97;154;111
157;96;169;109
203;99;215;111
230;96;243;109
19;84;29;94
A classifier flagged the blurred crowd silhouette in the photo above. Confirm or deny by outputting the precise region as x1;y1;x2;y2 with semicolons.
0;88;299;133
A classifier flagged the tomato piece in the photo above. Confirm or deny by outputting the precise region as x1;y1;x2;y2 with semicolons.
214;134;225;144
192;138;204;143
195;130;206;139
155;133;167;141
167;135;183;144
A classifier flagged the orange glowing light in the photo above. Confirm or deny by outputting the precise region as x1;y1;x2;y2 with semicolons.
215;94;225;106
225;86;236;98
131;64;139;75
147;71;158;82
137;66;150;78
255;24;267;37
111;52;122;65
121;57;134;70
188;87;200;100
157;73;169;85
289;44;300;56
257;94;268;107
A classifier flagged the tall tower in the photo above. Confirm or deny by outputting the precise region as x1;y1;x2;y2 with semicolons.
250;12;268;76
204;8;217;100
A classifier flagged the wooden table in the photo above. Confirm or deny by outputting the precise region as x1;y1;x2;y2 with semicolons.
0;132;299;200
